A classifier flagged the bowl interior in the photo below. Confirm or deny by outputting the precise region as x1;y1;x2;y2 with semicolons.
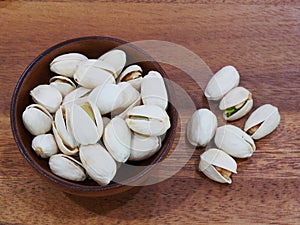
11;37;177;193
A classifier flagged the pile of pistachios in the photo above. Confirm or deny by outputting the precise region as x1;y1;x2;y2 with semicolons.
22;50;170;185
187;66;280;184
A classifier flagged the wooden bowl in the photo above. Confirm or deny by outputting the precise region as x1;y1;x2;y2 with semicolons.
11;36;177;197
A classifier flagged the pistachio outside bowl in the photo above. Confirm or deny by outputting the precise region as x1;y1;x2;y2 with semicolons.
11;36;177;197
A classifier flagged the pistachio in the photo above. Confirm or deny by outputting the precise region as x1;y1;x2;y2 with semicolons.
49;76;76;97
244;104;280;140
199;148;237;184
117;65;143;90
98;49;126;77
62;87;91;107
31;134;58;158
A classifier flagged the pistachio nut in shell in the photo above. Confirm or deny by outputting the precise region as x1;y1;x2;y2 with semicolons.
214;125;256;158
30;84;62;113
244;104;280;140
103;117;131;163
62;87;91;107
49;154;86;181
219;86;253;121
126;105;170;136
79;143;117;186
31;134;58;158
98;49;126;77
115;94;141;120
22;104;53;136
129;133;161;161
49;76;76;97
186;108;217;147
204;65;240;101
117;65;143;90
50;53;88;78
199;148;237;184
141;71;168;110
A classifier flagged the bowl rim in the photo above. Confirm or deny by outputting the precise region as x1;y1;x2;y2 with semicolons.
10;36;178;192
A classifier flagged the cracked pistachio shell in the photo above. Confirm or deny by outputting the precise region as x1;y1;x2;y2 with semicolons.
114;94;141;120
219;87;253;121
103;117;131;163
186;109;217;147
68;101;103;145
30;84;62;113
125;105;170;136
49;76;76;97
74;59;116;88
244;104;280;140
49;154;86;181
98;49;126;77
52;106;78;155
22;104;53;136
117;65;143;90
199;148;237;184
204;66;240;101
62;87;91;107
214;125;256;158
79;143;117;186
50;53;88;78
129;133;161;161
141;71;168;110
32;134;58;158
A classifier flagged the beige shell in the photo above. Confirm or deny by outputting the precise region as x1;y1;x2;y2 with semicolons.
50;53;88;78
31;134;58;158
219;86;253;121
62;87;91;106
214;125;256;158
244;104;280;140
103;117;131;163
30;84;62;113
186;108;217;147
114;94;141;120
73;59;116;88
125;105;170;136
79;143;117;186
141;71;168;110
98;49;126;77
204;66;240;101
49;154;86;181
129;133;161;161
199;148;237;184
49;76;76;97
117;65;143;90
22;104;53;136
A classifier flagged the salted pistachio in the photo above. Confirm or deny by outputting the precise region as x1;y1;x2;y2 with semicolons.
22;104;53;136
52;106;78;155
98;49;126;77
49;76;76;97
103;117;131;163
204;65;240;101
141;71;168;110
32;134;58;158
244;104;280;140
30;84;62;113
126;105;170;136
74;59;116;88
129;133;161;161
117;65;143;90
49;154;86;182
68;100;103;145
214;125;256;158
79;143;117;186
50;53;88;78
219;87;253;121
199;148;237;184
62;87;91;107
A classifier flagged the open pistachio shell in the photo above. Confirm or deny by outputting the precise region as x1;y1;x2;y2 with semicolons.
50;53;88;78
219;87;253;121
49;76;76;97
62;87;91;106
49;154;86;181
103;117;131;163
214;125;256;158
141;71;168;110
32;134;58;158
204;66;240;101
186;108;217;147
244;104;280;140
114;94;141;120
199;148;237;184
79;143;117;186
98;49;126;77
22;104;53;136
117;65;143;90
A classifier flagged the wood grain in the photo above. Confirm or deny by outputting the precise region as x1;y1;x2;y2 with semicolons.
0;1;299;224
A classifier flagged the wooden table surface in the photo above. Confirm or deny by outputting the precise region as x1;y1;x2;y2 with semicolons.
1;0;299;224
